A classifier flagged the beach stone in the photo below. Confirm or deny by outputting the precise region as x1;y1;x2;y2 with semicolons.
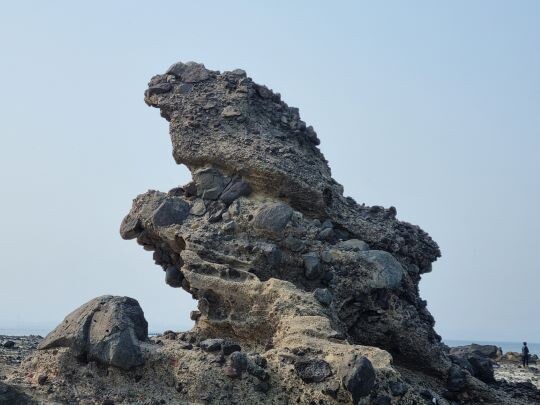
3;340;15;348
343;357;376;402
253;202;293;234
152;198;190;227
294;359;332;383
38;296;148;370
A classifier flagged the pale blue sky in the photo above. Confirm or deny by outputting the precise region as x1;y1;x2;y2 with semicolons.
1;1;538;342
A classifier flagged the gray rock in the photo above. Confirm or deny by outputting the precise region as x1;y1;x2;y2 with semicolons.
0;381;35;404
317;227;335;242
190;200;206;216
373;396;391;405
200;338;224;352
119;216;142;240
3;340;15;348
338;239;370;251
389;381;409;396
294;359;332;383
193;167;228;200
146;82;172;97
253;202;293;234
282;236;304;252
165;266;183;288
314;288;332;306
321;219;333;229
343;357;375;403
152;198;190;227
222;340;241;355
220;179;251;205
230;351;248;372
446;365;467;392
38;296;148;370
321;250;333;263
357;250;404;289
221;106;241;118
303;253;322;280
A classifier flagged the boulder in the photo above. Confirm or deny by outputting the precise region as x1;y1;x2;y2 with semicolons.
38;296;147;370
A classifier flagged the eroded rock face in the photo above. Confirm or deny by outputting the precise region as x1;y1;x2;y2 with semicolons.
37;296;147;370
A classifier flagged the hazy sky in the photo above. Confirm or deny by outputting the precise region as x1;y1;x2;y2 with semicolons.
1;1;538;342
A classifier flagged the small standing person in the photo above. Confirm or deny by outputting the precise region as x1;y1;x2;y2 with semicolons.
522;342;530;367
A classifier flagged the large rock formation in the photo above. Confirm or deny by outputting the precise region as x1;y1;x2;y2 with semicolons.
125;60;447;373
5;61;539;404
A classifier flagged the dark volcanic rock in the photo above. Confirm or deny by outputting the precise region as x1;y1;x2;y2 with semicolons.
38;296;147;370
294;359;332;383
343;357;376;403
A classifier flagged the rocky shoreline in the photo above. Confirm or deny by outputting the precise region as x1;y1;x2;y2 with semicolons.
1;334;539;404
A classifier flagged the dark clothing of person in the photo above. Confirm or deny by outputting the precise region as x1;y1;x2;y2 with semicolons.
522;345;529;367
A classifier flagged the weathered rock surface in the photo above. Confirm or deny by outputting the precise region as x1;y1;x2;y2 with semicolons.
5;60;538;404
37;295;148;370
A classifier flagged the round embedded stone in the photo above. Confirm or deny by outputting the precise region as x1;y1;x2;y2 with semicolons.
343;357;375;401
303;253;322;280
314;288;332;306
357;250;404;289
253;202;293;234
152;198;190;227
294;358;332;383
165;266;183;288
230;351;248;372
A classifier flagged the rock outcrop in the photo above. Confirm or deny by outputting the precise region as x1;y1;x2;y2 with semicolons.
5;61;539;404
37;296;148;370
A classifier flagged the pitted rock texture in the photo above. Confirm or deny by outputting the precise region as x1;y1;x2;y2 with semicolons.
144;61;440;272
